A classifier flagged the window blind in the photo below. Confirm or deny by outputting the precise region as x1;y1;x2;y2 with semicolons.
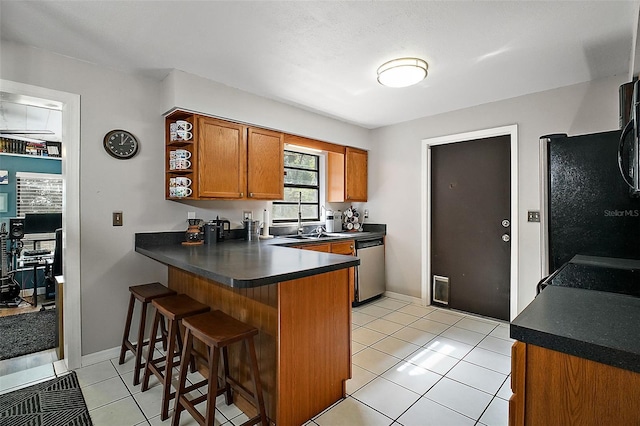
15;172;63;217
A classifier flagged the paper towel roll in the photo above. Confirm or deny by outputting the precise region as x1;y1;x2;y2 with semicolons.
262;209;270;236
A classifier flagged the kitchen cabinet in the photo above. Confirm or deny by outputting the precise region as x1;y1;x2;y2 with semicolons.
165;111;198;200
330;240;356;302
328;147;368;202
165;111;284;200
298;242;330;252
198;116;247;199
247;127;284;199
296;240;356;301
509;341;640;425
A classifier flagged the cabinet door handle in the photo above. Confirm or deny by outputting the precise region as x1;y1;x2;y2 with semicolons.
249;192;254;198
240;192;244;197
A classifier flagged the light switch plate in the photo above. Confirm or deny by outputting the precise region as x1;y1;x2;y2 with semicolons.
528;211;540;222
243;211;252;221
113;211;123;226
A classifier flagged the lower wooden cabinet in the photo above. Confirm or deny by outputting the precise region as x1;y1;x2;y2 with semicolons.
510;341;640;425
299;241;356;302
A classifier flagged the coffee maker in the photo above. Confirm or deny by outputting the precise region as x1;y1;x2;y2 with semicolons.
203;217;231;244
183;219;204;245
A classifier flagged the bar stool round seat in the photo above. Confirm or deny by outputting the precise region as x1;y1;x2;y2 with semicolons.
119;282;176;386
172;310;268;426
141;294;211;421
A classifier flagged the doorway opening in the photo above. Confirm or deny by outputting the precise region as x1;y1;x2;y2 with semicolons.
421;125;519;321
0;80;81;372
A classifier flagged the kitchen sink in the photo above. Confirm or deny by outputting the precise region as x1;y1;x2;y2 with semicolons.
277;233;334;240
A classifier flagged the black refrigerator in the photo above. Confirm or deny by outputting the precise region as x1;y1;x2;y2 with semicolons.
540;130;640;291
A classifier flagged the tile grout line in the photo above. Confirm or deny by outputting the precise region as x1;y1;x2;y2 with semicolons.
350;300;509;425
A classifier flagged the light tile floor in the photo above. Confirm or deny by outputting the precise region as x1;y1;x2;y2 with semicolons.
0;297;513;425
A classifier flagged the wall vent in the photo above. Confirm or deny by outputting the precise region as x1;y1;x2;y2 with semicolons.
432;275;449;305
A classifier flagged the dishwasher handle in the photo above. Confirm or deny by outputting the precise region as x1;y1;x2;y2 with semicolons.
356;239;384;250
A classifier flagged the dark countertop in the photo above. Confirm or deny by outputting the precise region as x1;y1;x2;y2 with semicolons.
134;230;382;289
511;285;640;373
538;255;640;297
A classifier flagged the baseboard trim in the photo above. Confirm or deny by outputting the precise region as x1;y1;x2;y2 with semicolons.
384;291;423;305
81;346;120;367
81;335;164;368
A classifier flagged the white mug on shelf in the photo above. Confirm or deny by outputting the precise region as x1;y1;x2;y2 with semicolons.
169;150;177;160
175;159;191;170
169;159;177;170
176;177;192;187
169;177;176;187
175;149;191;159
169;122;178;141
169;186;177;197
176;130;193;141
176;120;192;131
175;186;192;198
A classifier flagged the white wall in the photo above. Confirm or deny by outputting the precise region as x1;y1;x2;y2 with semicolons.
0;40;371;355
1;37;627;354
163;70;370;150
368;74;627;311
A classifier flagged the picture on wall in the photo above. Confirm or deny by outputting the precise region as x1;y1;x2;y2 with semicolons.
0;170;8;185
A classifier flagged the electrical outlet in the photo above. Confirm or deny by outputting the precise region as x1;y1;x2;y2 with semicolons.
113;211;123;226
243;211;252;221
528;211;540;222
364;209;369;219
188;211;196;220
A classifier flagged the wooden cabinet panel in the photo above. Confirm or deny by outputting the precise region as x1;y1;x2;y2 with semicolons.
329;240;356;305
300;243;330;252
509;341;526;426
197;117;246;199
327;152;346;203
331;240;355;256
328;148;368;202
169;266;351;425
510;342;640;426
345;147;368;202
247;127;284;200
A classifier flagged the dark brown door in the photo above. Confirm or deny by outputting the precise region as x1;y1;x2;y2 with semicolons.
431;135;511;320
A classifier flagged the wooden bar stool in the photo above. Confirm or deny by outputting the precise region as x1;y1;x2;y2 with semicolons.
141;294;210;420
172;310;268;426
119;282;176;386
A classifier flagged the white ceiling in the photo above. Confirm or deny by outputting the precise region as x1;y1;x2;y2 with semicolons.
1;1;638;129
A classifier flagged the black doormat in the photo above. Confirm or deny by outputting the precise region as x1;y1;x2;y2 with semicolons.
0;309;57;360
0;371;92;426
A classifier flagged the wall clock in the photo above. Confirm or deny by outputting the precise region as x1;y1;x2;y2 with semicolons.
103;129;139;159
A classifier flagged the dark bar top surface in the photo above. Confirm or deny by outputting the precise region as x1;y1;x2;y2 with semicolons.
511;285;640;373
134;231;380;288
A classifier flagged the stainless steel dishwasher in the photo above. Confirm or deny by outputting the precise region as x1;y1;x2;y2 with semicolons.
354;238;385;306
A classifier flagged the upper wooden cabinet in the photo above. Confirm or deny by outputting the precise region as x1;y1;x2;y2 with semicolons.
198;116;247;199
247;127;284;200
165;111;284;200
328;147;368;202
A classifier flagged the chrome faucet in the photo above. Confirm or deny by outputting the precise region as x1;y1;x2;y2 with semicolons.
297;191;304;235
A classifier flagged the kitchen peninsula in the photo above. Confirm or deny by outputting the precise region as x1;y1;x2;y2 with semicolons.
135;232;360;425
509;262;640;425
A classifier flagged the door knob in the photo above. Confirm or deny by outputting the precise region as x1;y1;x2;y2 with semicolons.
502;234;510;242
502;219;510;228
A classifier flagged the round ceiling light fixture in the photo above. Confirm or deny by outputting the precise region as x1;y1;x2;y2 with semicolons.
377;57;428;88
